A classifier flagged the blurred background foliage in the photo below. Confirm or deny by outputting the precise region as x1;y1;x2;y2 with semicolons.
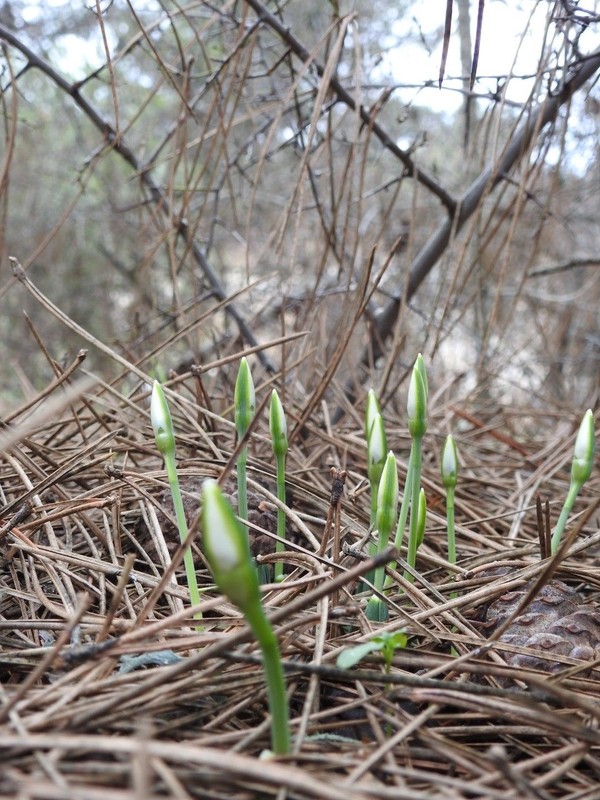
0;0;598;417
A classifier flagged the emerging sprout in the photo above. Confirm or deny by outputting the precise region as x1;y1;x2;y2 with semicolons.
365;389;388;542
234;357;255;537
571;409;595;485
415;487;427;549
202;479;258;608
404;355;428;581
367;412;387;479
234;357;256;440
441;434;458;491
269;389;288;460
151;380;175;457
270;390;288;581
375;450;399;538
202;480;290;754
367;451;398;622
441;434;459;583
407;355;427;439
151;381;202;624
551;409;596;554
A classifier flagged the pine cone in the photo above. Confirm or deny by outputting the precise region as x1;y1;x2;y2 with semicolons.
482;573;600;675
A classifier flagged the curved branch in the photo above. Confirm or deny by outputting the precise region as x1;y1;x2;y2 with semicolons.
338;46;600;418
243;0;457;214
0;24;275;373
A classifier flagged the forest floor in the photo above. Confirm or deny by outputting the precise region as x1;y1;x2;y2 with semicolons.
0;355;599;800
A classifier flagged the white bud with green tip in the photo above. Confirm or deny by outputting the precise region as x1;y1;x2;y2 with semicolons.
551;409;596;554
441;435;458;490
234;357;255;538
414;352;428;400
201;479;291;754
151;379;202;624
269;389;288;459
375;451;398;538
571;409;595;485
441;434;459;574
151;380;175;456
365;388;382;441
403;354;428;582
366;451;399;622
202;479;258;608
368;411;387;476
270;390;288;581
407;355;427;439
234;357;255;439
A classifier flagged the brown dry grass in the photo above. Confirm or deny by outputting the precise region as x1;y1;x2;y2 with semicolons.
0;287;599;800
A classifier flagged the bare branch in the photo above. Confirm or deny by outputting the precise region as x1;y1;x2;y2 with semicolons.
243;0;457;214
334;45;600;417
0;23;275;374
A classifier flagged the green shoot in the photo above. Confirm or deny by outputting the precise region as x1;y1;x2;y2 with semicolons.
366;451;398;622
363;390;387;588
201;479;290;755
441;434;458;580
234;357;255;536
415;486;427;549
337;630;408;672
551;409;595;554
269;389;288;582
365;389;387;528
403;355;427;582
151;380;202;625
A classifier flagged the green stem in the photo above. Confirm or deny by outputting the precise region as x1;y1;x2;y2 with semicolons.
366;517;394;622
551;480;583;554
404;436;423;583
394;448;414;551
446;486;456;566
446;485;456;598
383;449;414;586
274;452;287;581
237;448;249;535
244;600;290;754
164;452;202;625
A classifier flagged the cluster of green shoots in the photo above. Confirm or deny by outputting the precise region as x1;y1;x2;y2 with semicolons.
365;355;431;622
362;357;596;623
151;356;596;754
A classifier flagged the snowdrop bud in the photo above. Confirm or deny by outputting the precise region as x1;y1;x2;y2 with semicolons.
201;479;259;609
407;356;427;438
269;390;288;459
376;451;399;535
368;411;387;468
151;380;175;457
365;388;382;441
441;435;458;490
234;357;255;440
571;409;595;485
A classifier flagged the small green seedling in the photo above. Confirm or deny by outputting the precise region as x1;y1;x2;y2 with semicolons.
337;630;408;673
234;357;255;536
269;389;288;582
551;409;595;554
151;380;202;625
365;389;387;528
441;434;458;570
366;451;399;622
389;354;428;582
202;479;290;755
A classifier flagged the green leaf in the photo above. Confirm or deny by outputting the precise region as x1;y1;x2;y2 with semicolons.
336;641;381;670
